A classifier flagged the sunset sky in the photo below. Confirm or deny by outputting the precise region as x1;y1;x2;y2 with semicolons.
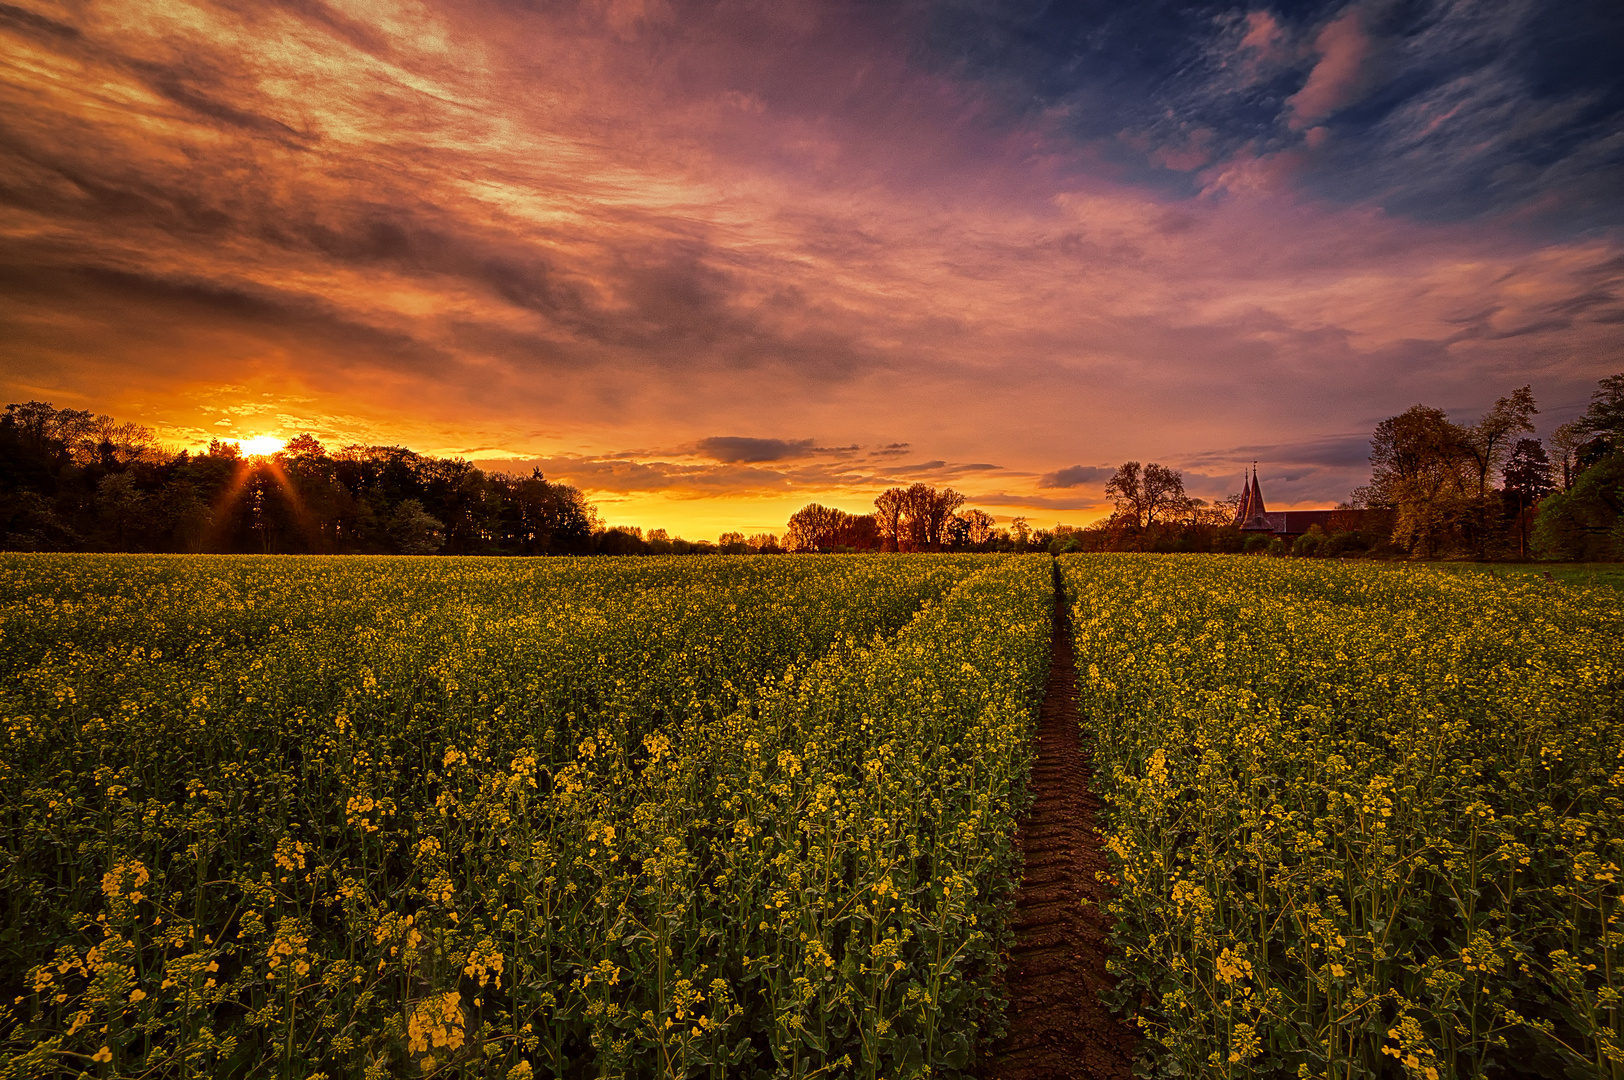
2;0;1621;537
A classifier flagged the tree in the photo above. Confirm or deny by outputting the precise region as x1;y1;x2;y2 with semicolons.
282;434;326;460
785;503;846;552
498;469;595;555
596;526;647;555
1104;462;1146;529
874;488;906;552
873;484;964;551
1186;499;1231;527
897;485;934;550
1549;420;1586;491
1459;386;1537;555
96;473;145;548
834;513;881;550
1104;461;1188;534
1141;463;1189;528
1464;386;1536;501
388;498;442;554
912;485;964;550
10;402;95;464
959;508;996;546
1532;451;1624;561
1367;405;1474;556
1530;372;1624;561
79;415;160;469
1578;373;1624;447
0;400;631;557
1502;438;1554;557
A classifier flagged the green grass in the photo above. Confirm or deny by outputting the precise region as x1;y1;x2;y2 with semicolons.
1416;560;1624;592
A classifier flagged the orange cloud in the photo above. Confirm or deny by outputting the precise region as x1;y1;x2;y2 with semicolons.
0;0;1618;537
1287;7;1377;129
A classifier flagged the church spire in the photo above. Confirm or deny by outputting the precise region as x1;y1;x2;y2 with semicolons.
1234;463;1269;527
1232;469;1254;526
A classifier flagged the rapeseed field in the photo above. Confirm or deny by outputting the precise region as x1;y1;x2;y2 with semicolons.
5;552;1619;1079
0;554;1050;1079
1065;554;1623;1079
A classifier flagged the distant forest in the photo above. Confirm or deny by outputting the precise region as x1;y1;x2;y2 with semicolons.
0;403;597;555
3;372;1620;559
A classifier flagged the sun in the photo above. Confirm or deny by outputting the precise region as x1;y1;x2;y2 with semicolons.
235;434;286;457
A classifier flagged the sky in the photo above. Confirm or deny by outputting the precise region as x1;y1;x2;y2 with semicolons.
1;0;1621;537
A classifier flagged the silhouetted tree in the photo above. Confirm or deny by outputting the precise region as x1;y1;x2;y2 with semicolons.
0;400;610;556
1465;386;1537;500
869;485;965;551
1461;386;1538;555
1578;373;1624;448
1141;463;1190;528
1548;420;1585;492
1104;462;1146;530
874;488;906;552
959;508;996;546
1104;461;1190;545
784;505;879;552
1502;438;1554;557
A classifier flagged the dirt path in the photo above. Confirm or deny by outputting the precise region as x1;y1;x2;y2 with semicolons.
984;564;1136;1080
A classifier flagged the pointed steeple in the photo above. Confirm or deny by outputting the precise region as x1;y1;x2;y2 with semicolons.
1232;470;1254;526
1250;464;1267;517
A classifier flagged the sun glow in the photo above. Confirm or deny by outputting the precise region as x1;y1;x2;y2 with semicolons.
235;435;286;457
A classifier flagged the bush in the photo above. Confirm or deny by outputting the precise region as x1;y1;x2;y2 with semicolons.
1150;533;1182;553
1532;452;1624;560
1322;530;1367;557
1243;532;1272;554
1291;526;1327;557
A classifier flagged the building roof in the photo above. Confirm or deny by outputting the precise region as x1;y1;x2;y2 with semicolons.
1230;464;1378;536
1232;465;1267;527
1231;472;1253;526
1240;508;1378;535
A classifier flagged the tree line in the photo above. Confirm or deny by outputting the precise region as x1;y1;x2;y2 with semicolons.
770;373;1623;562
1351;373;1622;560
8;372;1618;559
782;484;1001;552
1012;372;1622;561
1;402;603;555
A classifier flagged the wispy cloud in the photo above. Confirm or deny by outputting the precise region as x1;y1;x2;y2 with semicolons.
1286;6;1377;129
0;0;1618;536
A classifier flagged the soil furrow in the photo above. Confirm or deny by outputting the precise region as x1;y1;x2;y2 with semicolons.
982;562;1135;1080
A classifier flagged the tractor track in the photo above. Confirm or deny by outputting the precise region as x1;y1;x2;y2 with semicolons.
983;564;1136;1080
